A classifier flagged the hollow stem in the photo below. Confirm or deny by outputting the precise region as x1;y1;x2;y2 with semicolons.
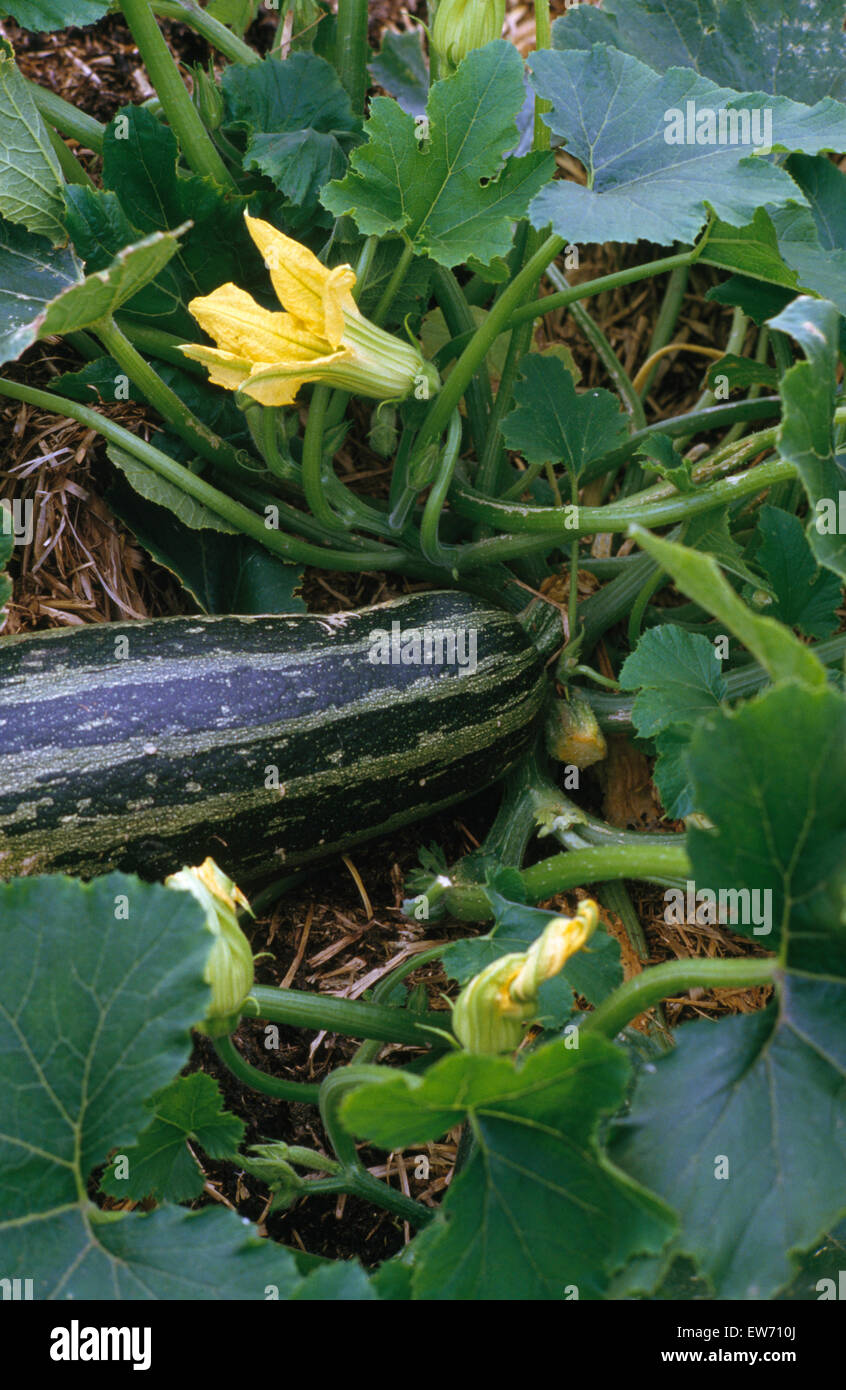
118;0;236;189
585;956;777;1039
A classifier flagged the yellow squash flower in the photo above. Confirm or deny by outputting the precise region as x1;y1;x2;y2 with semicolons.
179;213;439;407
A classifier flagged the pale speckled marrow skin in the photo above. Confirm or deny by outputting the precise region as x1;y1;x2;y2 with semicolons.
0;591;547;882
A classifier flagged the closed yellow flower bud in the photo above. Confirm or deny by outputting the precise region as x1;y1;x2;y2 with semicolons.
166;857;255;1039
452;899;600;1052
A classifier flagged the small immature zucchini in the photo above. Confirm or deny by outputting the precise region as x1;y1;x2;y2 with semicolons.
0;591;546;882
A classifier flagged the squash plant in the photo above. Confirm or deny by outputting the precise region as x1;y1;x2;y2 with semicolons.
0;0;845;1301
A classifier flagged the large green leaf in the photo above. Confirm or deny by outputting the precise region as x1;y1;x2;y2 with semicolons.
553;0;846;102
222;53;359;228
0;214;185;365
0;873;371;1298
686;683;846;945
630;527;828;689
0;38;64;244
612;682;846;1299
322;40;554;269
63;185;186;329
501;356;628;480
342;1038;675;1299
106;443;238;534
770;296;846;581
3;1;110;31
702;159;846;314
528;46;846;248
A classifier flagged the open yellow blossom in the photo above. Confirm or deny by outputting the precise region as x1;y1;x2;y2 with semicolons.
452;899;600;1053
179;213;439;407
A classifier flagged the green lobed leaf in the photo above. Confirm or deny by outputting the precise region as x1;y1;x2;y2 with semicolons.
619;625;728;738
99;1073;245;1204
3;0;110;27
773;154;846;314
686;682;846;946
684;509;769;592
342;1038;676;1299
0;38;65;244
222;53;359;228
322;40;554;268
635;433;695;491
706;274;795;325
501;356;628;480
553;0;846;103
629;526;828;689
528;46;846;248
106;443;239;534
769;296;846;581
63;185;186;329
752;504;842;638
368;27;429;117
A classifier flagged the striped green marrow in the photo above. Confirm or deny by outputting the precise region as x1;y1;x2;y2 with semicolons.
0;591;547;882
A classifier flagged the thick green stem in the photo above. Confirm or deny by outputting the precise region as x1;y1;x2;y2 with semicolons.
301;383;348;532
477;314;536;495
335;0;370;115
442;842;691;920
637;258;691;401
420;411;463;567
431;264;492;460
320;1069;434;1226
96;316;250;475
115;318;207;375
152;0;262;62
450;457;795;538
46;126;95;187
118;0;236;189
27;80;105;153
585;956;777;1039
214;1035;321;1104
0;378;408;572
248;984;449;1046
533;0;553;149
372;241;415;326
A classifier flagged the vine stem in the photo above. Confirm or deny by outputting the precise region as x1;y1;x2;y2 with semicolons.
320;1069;434;1226
584;956;777;1039
533;0;553;150
95;316;249;476
545;260;646;428
0;378;410;572
214;1036;321;1104
335;0;370;115
248;984;449;1047
152;0;262;63
415;232;566;451
118;0;236;189
511;250;697;328
27;80;105;152
441;842;691;920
